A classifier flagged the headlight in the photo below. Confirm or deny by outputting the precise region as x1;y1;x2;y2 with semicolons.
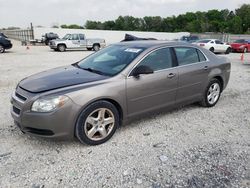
31;96;69;112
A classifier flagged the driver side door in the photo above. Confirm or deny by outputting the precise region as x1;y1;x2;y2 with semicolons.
126;47;178;117
68;34;81;48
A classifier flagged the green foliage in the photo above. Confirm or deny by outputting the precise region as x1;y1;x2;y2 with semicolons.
60;24;84;29
83;4;250;34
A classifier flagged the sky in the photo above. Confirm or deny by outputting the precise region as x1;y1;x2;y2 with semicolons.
0;0;249;28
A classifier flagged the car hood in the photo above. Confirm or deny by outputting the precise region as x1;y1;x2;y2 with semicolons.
230;43;243;47
19;65;108;93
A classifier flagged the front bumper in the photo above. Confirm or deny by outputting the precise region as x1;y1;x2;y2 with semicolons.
4;43;12;49
10;87;81;139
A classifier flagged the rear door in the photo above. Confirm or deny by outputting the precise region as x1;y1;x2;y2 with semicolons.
174;47;209;104
215;40;226;52
79;34;87;48
126;47;178;117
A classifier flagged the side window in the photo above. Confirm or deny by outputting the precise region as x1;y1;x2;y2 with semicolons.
174;47;199;66
79;34;85;40
71;34;79;40
197;49;206;62
138;48;173;71
215;40;223;44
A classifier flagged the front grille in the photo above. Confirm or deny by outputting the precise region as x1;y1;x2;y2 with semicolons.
13;106;21;115
15;92;27;102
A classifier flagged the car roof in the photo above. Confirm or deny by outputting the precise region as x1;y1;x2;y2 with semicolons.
113;40;193;48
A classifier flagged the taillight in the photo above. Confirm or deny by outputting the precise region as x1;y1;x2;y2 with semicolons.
200;43;205;46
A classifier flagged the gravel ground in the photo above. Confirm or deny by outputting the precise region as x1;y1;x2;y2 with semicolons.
0;41;250;188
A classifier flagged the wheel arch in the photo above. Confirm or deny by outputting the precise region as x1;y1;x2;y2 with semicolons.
57;43;67;48
212;75;224;90
74;97;124;136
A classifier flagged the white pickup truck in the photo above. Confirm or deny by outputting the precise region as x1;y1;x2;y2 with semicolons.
49;33;106;52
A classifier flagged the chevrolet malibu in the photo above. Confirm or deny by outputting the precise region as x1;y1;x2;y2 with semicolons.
11;41;231;145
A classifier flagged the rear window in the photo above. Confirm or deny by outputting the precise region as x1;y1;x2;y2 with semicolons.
174;47;199;66
197;50;207;61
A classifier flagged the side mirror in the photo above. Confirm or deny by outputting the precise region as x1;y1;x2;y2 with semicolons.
132;65;154;77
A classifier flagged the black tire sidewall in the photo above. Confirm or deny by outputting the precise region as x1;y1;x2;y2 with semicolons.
93;45;100;51
203;79;222;107
58;45;65;52
75;100;119;145
209;47;214;53
0;45;5;53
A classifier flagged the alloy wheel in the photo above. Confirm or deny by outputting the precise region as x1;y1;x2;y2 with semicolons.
84;108;115;141
207;83;220;105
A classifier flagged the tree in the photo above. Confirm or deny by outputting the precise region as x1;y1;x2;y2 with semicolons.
81;4;250;34
236;4;250;32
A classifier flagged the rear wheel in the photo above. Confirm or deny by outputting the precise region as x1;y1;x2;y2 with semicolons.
200;79;221;107
209;47;215;53
0;45;5;53
57;44;66;52
93;44;100;52
75;100;119;145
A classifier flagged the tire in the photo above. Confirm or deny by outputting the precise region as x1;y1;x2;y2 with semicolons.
209;47;215;53
87;47;93;51
0;44;5;53
225;47;231;54
75;100;119;145
93;44;100;52
200;78;222;107
57;44;66;52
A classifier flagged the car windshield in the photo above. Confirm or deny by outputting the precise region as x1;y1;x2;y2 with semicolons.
62;34;71;40
76;45;146;76
197;39;210;43
234;39;245;43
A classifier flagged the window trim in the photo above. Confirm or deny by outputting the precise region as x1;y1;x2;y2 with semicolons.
172;46;208;67
127;46;176;77
127;45;209;78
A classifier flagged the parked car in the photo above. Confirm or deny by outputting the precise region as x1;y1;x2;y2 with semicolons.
121;34;157;42
11;41;231;145
0;34;12;53
230;39;250;53
180;35;199;43
49;33;106;52
193;39;231;54
0;32;8;38
42;32;59;45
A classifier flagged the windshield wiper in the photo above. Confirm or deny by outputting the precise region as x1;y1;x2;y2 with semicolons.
83;68;108;76
72;63;110;76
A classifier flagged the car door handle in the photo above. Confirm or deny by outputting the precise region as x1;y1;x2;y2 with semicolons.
167;73;176;78
204;66;208;70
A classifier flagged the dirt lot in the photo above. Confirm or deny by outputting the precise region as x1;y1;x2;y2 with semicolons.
0;41;250;188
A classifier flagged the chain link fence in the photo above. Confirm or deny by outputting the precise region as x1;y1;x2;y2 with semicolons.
0;29;34;42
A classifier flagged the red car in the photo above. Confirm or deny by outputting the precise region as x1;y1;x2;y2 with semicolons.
230;39;250;53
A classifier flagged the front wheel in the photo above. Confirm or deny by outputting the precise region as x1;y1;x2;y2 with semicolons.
225;47;231;54
0;45;5;53
57;44;66;52
200;79;221;107
75;101;119;145
244;48;247;53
